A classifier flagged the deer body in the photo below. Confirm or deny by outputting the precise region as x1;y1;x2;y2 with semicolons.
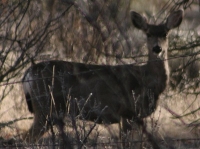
22;10;183;143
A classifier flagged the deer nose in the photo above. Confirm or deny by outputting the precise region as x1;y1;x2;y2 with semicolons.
153;45;162;53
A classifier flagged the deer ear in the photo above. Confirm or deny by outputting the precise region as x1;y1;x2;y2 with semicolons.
131;11;147;31
166;10;183;29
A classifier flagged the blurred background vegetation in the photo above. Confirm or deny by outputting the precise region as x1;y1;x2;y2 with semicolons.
0;0;199;148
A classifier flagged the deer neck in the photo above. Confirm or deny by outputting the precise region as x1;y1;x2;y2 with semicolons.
147;49;170;87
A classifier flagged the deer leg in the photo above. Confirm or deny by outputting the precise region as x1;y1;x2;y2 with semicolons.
120;117;132;148
137;119;160;149
55;118;73;149
23;113;49;143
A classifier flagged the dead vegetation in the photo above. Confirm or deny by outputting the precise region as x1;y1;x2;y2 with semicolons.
0;0;200;148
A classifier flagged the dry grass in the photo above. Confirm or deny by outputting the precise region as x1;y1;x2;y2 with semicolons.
0;1;199;148
0;83;200;148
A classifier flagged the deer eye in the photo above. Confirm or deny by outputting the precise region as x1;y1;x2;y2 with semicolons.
161;33;167;38
147;33;152;38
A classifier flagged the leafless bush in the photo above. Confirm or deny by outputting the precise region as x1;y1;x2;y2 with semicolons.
0;0;200;148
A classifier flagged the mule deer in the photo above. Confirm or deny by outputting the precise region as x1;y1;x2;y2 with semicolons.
22;10;183;146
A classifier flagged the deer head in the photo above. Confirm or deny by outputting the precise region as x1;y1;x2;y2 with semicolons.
131;10;183;60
